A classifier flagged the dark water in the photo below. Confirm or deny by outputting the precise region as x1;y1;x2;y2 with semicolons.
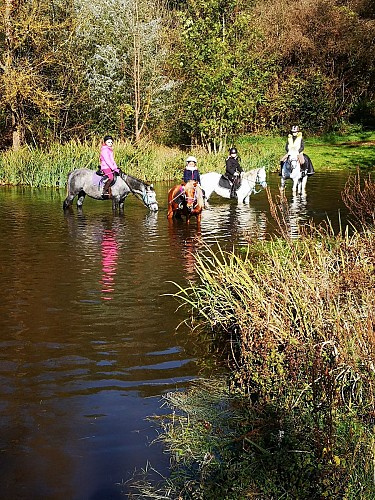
0;172;351;499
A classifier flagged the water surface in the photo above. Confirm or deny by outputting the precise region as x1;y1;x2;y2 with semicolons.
0;171;351;499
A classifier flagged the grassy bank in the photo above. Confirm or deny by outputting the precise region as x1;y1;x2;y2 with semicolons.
129;177;375;499
0;129;374;187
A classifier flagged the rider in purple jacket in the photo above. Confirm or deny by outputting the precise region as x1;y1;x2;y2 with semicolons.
100;135;120;197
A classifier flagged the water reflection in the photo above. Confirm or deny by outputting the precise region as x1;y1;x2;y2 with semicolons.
100;229;119;300
167;221;203;282
288;194;309;239
201;203;268;244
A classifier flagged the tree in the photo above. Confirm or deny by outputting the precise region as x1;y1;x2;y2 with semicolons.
77;0;170;142
167;0;267;151
248;0;375;131
0;0;78;149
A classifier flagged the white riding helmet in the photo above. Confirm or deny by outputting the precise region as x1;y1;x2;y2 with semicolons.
186;156;197;164
291;125;299;133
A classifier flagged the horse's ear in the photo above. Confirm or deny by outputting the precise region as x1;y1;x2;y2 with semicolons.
150;183;153;188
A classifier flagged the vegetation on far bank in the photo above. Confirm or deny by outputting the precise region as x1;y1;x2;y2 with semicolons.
1;0;374;151
129;174;375;499
0;130;374;188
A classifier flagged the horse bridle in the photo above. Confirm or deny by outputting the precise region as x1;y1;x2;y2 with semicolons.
140;187;157;208
290;157;299;170
251;168;267;195
184;190;198;209
123;173;157;208
169;185;198;209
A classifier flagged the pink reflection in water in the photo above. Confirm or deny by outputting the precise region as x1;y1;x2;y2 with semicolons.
100;229;119;300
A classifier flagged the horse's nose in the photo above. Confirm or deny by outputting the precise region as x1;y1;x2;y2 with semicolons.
151;202;159;212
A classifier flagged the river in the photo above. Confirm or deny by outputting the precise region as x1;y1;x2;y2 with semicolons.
0;171;351;499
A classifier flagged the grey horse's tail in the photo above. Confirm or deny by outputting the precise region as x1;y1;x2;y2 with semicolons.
65;171;73;196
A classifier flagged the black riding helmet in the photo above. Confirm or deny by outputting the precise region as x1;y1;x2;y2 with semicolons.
229;147;238;155
103;135;114;143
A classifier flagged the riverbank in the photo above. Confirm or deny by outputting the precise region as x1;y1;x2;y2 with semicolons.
0;130;374;187
129;176;375;499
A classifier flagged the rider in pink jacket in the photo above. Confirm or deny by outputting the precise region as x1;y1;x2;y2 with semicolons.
100;135;120;197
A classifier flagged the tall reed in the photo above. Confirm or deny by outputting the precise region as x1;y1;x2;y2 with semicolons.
0;138;278;188
159;224;375;498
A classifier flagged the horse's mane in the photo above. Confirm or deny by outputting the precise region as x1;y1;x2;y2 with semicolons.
184;181;204;208
121;172;152;190
242;167;261;180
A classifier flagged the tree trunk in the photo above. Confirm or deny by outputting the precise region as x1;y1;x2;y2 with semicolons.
11;108;22;151
5;0;24;150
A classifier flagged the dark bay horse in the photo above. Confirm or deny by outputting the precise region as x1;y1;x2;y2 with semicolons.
63;169;158;212
167;181;204;224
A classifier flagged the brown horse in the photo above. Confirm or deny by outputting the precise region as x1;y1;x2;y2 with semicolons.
167;180;204;224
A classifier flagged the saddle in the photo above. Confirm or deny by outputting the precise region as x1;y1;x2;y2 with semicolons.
303;154;315;175
218;174;241;191
96;167;118;186
218;175;231;189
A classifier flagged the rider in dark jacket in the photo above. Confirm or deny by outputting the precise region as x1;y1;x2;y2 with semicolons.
225;147;243;198
183;155;201;184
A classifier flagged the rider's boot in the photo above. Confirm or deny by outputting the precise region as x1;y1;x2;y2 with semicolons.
102;179;112;198
230;184;237;199
279;161;283;176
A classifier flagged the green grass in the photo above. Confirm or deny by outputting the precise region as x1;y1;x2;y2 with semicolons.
0;130;374;187
238;129;375;172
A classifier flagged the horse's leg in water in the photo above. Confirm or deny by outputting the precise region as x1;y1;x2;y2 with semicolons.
118;195;126;213
301;175;308;194
76;190;86;208
112;196;120;212
63;194;75;210
241;191;251;204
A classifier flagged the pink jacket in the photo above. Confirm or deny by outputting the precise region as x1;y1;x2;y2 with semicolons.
100;144;119;173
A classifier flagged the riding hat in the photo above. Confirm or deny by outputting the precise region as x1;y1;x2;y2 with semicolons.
291;126;299;133
103;135;114;143
186;156;197;164
229;147;238;154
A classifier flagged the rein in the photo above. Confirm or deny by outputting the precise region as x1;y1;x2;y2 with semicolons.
169;185;200;209
122;173;153;206
244;169;264;197
169;185;185;204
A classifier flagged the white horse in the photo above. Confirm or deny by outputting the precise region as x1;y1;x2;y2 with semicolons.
200;167;267;204
280;150;311;195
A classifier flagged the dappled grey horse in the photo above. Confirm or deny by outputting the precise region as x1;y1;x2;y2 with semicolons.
63;169;158;212
280;152;314;195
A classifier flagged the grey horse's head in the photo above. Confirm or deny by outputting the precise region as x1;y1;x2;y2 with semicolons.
144;184;159;212
122;173;159;211
256;167;267;189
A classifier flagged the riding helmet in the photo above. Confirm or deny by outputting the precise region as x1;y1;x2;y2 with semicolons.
186;155;197;164
291;126;299;133
229;147;238;155
103;135;114;143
